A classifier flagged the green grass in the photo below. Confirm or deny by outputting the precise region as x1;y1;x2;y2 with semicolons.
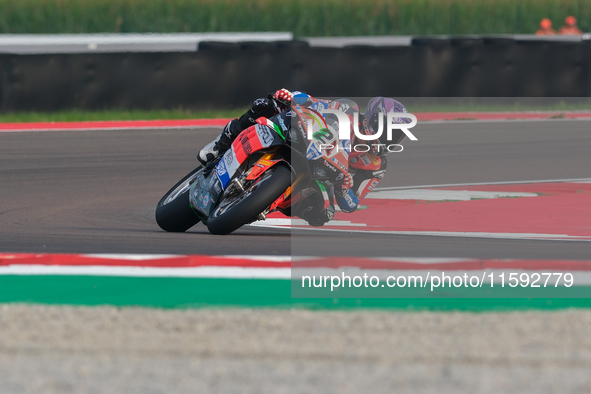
0;0;588;36
1;276;590;311
0;108;246;123
1;100;591;123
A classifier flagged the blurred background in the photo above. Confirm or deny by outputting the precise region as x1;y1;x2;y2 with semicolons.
0;0;589;117
0;0;588;36
1;3;591;394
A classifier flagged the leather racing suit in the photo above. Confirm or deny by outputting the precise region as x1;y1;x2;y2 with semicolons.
199;90;405;227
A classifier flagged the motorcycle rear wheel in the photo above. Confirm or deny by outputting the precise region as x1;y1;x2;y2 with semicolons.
155;166;203;232
207;164;291;235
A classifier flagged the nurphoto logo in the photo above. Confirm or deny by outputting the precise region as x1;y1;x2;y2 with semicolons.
305;108;418;153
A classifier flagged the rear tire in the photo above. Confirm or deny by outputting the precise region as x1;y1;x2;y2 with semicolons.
155;167;203;232
207;164;291;235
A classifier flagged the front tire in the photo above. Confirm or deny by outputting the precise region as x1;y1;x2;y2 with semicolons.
207;164;291;235
156;167;203;232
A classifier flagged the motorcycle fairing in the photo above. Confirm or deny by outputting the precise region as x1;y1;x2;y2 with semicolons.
245;155;289;181
357;177;381;200
270;186;292;211
189;171;221;221
349;151;382;171
215;119;284;190
189;118;287;222
243;154;293;211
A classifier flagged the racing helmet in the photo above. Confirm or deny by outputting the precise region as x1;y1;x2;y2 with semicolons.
364;97;409;138
331;98;360;116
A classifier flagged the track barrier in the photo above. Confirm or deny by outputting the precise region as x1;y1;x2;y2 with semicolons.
1;38;590;111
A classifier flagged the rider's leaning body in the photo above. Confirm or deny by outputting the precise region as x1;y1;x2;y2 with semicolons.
198;89;408;226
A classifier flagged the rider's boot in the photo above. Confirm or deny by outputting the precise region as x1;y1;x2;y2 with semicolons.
198;119;242;166
197;134;222;166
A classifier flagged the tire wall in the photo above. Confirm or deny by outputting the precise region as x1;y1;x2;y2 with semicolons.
1;39;590;112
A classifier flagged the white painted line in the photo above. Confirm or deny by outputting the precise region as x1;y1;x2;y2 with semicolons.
220;255;293;263
6;265;591;286
249;218;366;228
374;178;591;191
357;230;591;241
253;224;591;241
0;265;291;279
417;118;591;125
0;125;223;133
85;254;183;260
368;189;538;201
0;33;293;46
372;257;476;264
303;228;591;241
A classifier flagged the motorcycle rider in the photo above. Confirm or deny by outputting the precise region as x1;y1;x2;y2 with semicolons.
198;90;409;226
198;89;294;165
291;94;409;225
334;96;409;215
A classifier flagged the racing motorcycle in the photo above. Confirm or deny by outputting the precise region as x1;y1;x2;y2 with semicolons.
155;105;349;235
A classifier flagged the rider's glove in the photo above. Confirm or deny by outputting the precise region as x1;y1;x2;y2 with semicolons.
338;173;353;190
269;88;293;111
238;89;294;134
334;173;353;198
245;97;279;126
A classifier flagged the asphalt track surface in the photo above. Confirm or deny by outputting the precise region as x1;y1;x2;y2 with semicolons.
1;119;590;259
2;120;591;394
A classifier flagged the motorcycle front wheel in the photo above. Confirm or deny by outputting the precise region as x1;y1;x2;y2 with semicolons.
207;164;291;235
155;166;203;232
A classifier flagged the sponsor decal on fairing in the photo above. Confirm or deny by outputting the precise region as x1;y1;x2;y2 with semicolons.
255;124;275;147
216;147;240;189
